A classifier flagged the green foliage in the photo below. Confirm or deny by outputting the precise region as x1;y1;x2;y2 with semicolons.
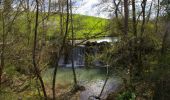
0;1;170;99
109;18;124;36
10;12;109;40
117;90;136;100
4;65;19;77
71;14;109;39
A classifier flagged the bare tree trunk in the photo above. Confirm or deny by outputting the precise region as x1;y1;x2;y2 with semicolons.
161;21;170;54
132;0;137;37
0;12;5;87
161;30;168;55
138;0;147;78
155;0;160;33
131;0;137;84
120;0;123;15
48;0;51;19
147;0;153;22
59;0;64;36
70;0;78;87
26;0;31;45
113;0;121;19
33;0;47;99
0;0;12;87
141;0;147;35
124;0;129;35
41;0;46;47
52;0;70;99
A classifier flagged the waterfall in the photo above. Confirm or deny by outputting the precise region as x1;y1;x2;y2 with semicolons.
58;37;118;68
73;45;85;67
58;45;85;68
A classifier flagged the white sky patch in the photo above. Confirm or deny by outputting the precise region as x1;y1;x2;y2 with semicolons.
49;0;156;19
72;0;155;19
73;0;110;18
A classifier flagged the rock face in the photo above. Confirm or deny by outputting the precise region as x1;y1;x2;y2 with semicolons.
79;79;121;100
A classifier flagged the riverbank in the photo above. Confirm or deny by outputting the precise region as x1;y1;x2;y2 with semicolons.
0;67;122;100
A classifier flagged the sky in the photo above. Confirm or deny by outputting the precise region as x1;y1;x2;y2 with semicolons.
72;0;111;19
50;0;108;18
72;0;154;19
50;0;156;19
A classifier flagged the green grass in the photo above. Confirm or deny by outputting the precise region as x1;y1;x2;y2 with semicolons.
70;14;109;39
10;12;109;40
44;13;109;39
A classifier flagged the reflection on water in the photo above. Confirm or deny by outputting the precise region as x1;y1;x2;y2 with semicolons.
43;68;122;100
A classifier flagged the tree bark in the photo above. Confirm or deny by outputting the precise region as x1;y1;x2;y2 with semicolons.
161;21;170;54
155;0;160;33
132;0;137;37
59;0;64;36
70;0;78;87
141;0;147;35
0;11;5;87
113;0;121;18
48;0;51;19
138;0;147;78
131;0;137;84
52;0;70;99
124;0;129;35
41;0;46;47
146;0;153;22
26;0;31;45
0;0;12;87
33;0;47;99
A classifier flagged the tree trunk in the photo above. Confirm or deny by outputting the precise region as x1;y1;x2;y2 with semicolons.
33;0;47;99
132;0;137;37
138;0;147;78
0;12;5;87
48;0;51;19
155;0;160;33
0;0;12;87
41;0;46;47
70;0;78;87
131;0;137;83
26;0;31;45
59;0;64;36
161;21;170;55
141;0;147;35
146;0;153;22
114;0;121;19
52;0;70;99
124;0;129;35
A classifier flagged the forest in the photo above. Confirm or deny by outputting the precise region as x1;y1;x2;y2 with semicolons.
0;0;170;100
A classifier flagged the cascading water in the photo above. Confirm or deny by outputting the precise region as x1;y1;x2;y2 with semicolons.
58;45;85;67
72;45;85;67
58;37;118;68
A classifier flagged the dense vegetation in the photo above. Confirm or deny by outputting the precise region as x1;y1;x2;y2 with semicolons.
0;0;170;100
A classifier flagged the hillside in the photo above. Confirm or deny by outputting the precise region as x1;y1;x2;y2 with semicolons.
14;12;109;40
47;14;109;39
